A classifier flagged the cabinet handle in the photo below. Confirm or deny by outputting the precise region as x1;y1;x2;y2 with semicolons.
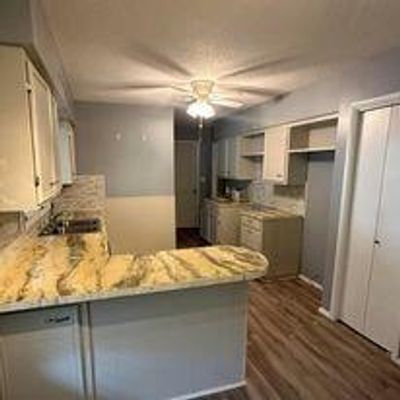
45;315;73;325
374;239;381;246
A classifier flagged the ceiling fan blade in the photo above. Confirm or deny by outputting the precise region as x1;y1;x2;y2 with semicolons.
104;82;191;94
210;98;243;108
219;55;299;79
129;42;192;79
219;84;283;97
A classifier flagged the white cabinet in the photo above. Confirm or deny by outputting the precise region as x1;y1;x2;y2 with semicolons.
263;125;306;185
217;138;229;177
216;137;252;180
0;306;86;400
215;205;241;245
200;200;241;245
58;121;77;185
342;105;400;356
0;46;60;211
263;126;289;183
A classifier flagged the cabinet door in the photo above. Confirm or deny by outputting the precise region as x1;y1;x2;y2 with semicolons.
0;307;86;400
215;208;240;245
51;96;62;190
28;62;58;204
226;137;237;178
263;126;289;184
58;121;77;185
217;139;228;177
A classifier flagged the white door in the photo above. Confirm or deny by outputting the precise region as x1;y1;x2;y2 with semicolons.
175;141;198;228
341;107;392;332
341;105;400;353
365;105;400;352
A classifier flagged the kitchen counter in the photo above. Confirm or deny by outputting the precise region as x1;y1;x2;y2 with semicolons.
0;215;268;399
0;230;267;314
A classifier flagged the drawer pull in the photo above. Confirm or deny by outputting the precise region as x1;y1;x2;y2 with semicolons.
45;315;72;325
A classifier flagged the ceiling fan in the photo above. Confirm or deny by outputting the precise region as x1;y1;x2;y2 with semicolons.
109;78;283;120
105;44;290;119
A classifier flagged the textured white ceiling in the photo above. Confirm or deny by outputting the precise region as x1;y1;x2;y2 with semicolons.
42;0;400;110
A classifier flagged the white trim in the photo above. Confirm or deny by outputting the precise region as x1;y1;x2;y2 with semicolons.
170;381;246;400
318;306;335;321
287;112;338;128
329;90;400;320
298;274;323;291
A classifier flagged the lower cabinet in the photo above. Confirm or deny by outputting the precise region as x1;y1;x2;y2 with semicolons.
215;206;241;245
0;306;86;400
201;200;241;245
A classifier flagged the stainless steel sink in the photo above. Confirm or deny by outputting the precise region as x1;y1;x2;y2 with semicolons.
40;218;101;236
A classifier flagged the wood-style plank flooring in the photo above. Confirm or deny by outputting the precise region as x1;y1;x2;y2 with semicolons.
176;228;400;399
177;228;210;248
202;278;400;400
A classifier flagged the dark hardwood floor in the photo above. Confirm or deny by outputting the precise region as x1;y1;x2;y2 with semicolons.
202;278;400;400
176;228;210;248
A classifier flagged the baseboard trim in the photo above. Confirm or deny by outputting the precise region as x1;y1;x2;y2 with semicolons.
171;380;246;400
391;354;400;367
298;274;323;291
318;306;335;321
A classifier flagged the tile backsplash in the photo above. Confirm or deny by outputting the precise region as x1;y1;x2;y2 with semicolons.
0;175;106;251
52;175;106;217
248;180;306;215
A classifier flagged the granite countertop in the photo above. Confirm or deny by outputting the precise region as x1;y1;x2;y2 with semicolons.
240;207;301;220
0;231;268;314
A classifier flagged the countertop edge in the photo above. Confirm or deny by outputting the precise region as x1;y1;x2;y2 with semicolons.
0;269;266;315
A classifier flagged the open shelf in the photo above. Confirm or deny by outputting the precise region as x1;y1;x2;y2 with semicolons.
241;151;264;158
288;146;335;154
289;118;337;153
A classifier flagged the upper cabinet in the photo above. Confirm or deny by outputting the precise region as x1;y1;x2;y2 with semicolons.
58;121;77;185
216;136;253;180
263;116;337;185
263;125;290;183
0;46;61;211
263;125;307;185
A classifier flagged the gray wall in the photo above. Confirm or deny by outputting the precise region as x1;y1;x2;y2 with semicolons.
75;102;174;197
0;0;74;119
301;152;335;285
214;45;400;309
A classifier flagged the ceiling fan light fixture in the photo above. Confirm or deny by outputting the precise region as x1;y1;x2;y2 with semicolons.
187;100;215;119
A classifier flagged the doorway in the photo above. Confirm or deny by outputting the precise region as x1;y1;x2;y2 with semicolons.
175;140;199;228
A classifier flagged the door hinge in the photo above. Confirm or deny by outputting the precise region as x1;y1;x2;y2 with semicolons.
35;176;40;187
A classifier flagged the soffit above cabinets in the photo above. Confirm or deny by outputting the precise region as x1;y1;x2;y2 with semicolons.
41;0;400;111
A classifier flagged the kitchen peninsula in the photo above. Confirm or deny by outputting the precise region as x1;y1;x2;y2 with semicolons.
0;224;267;400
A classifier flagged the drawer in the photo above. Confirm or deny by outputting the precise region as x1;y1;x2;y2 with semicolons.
240;225;262;251
240;215;262;232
